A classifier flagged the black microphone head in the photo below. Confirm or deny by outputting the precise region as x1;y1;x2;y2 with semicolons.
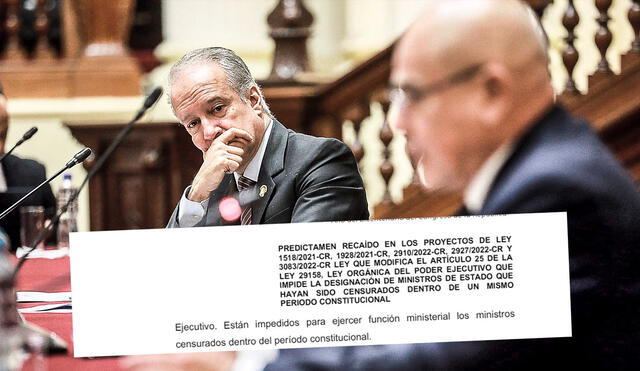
75;148;92;163
65;148;92;169
23;127;38;140
143;87;163;110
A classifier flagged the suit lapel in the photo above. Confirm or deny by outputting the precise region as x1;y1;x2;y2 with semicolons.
205;174;237;226
251;120;287;224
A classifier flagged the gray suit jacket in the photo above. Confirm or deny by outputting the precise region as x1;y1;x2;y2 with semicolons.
167;120;369;227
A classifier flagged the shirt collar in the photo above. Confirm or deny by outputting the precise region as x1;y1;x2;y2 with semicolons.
234;118;273;185
463;143;514;214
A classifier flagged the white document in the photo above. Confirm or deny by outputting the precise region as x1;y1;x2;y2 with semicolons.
15;247;69;259
70;213;571;357
16;291;72;303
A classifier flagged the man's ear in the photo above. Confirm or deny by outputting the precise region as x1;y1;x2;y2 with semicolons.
247;86;262;113
478;63;512;128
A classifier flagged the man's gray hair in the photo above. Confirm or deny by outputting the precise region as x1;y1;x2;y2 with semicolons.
169;47;271;117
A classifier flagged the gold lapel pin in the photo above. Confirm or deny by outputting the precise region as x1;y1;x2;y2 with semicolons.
259;185;268;198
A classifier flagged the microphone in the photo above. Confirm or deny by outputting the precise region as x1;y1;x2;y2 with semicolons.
144;86;163;109
18;127;38;144
0;127;38;163
0;148;92;221
132;86;163;122
13;87;163;273
64;148;92;169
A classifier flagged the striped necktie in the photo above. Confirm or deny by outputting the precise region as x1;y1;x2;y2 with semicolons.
237;175;256;225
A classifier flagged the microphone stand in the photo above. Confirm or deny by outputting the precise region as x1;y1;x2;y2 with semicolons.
5;87;164;363
12;87;164;277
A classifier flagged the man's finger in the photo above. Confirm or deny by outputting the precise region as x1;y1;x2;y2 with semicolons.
216;127;253;144
226;145;244;156
226;154;243;165
224;157;241;173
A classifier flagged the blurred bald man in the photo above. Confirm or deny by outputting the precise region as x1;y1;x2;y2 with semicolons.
267;1;640;370
325;1;639;370
391;0;552;194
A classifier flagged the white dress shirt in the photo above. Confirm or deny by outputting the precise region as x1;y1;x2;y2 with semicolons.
463;143;514;214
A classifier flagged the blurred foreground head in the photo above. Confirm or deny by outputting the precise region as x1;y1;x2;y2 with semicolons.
390;0;554;192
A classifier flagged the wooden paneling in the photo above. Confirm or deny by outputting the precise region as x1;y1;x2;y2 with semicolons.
66;123;200;231
1;0;142;97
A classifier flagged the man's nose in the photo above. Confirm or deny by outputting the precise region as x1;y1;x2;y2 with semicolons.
202;119;221;140
387;101;406;133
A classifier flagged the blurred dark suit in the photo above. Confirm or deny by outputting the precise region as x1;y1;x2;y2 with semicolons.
0;154;56;251
265;105;640;370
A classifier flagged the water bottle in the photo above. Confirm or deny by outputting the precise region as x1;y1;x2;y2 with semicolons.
56;173;78;249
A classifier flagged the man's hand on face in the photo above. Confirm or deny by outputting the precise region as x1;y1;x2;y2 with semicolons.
188;128;252;202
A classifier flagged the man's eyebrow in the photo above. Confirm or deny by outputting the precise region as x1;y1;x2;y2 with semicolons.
206;96;227;105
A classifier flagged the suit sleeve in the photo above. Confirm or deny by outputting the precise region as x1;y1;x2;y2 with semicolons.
291;139;369;223
166;186;209;228
166;205;180;228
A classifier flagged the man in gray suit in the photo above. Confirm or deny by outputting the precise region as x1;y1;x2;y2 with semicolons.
166;47;368;228
122;47;368;371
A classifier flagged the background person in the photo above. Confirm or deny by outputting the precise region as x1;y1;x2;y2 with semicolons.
0;83;56;251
